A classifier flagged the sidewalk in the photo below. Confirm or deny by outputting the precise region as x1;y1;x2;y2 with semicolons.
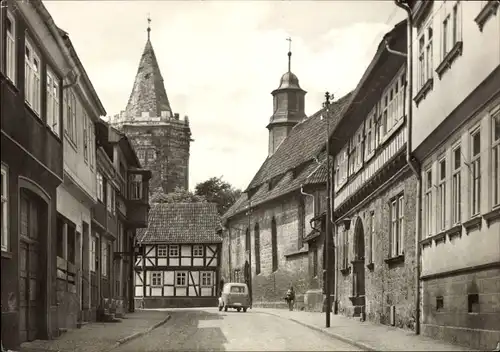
253;308;475;351
19;310;171;352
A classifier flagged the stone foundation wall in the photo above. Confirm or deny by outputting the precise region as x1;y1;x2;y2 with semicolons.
56;279;79;331
136;297;217;309
421;267;500;350
336;171;418;330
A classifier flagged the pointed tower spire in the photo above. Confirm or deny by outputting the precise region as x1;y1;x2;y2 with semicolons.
124;17;173;120
147;14;151;41
286;37;292;72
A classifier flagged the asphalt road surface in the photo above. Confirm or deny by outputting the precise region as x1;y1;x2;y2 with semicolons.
113;308;363;351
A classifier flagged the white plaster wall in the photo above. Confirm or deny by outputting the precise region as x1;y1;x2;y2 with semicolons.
412;1;500;150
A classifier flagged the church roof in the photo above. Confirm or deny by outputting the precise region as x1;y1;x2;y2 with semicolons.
222;93;352;222
124;38;172;118
137;202;222;244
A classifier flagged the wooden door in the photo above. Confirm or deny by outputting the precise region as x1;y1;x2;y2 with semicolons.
19;192;42;342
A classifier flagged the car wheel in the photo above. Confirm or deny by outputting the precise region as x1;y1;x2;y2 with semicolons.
224;306;228;312
218;305;222;311
237;308;241;312
243;308;247;313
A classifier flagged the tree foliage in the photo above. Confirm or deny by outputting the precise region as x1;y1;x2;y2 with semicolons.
194;176;241;215
150;186;206;204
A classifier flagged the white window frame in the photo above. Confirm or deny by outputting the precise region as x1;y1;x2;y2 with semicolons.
83;112;88;162
193;245;203;257
390;195;404;257
101;241;108;277
169;245;179;257
64;90;77;145
97;172;104;202
157;245;167;257
426;26;433;83
424;168;433;237
492;110;500;207
107;183;116;215
151;272;163;287
88;120;95;168
470;128;481;216
437;157;447;231
24;36;41;115
90;235;96;272
365;115;374;158
129;174;143;200
175;271;187;287
201;271;213;287
1;165;9;252
5;10;16;84
452;144;462;224
46;67;60;136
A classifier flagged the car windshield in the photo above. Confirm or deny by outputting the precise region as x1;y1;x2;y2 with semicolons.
230;286;245;293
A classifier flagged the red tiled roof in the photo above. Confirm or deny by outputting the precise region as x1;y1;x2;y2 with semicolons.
138;203;222;244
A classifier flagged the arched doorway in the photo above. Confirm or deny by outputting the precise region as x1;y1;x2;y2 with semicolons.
351;217;366;317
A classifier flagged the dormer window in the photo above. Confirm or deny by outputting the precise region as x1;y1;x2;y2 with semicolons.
129;174;143;200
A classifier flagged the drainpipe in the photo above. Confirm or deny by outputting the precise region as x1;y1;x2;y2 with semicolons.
394;0;422;335
300;185;315;217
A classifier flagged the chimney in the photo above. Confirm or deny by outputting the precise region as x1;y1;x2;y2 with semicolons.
174;113;180;120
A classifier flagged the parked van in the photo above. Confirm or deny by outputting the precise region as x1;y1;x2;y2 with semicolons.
219;283;250;312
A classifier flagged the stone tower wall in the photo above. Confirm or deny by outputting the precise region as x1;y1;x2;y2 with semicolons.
122;122;190;194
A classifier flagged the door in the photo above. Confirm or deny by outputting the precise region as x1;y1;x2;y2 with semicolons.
19;193;42;342
90;233;98;310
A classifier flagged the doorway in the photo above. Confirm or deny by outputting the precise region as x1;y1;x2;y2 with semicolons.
19;190;44;342
351;217;366;315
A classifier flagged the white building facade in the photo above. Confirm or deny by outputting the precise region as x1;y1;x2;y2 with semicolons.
409;0;500;349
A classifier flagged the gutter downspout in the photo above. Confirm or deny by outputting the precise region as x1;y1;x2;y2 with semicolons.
394;0;422;336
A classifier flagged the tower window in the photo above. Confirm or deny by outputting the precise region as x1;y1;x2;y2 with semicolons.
468;293;479;313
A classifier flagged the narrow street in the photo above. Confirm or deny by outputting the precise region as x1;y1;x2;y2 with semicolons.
113;308;362;351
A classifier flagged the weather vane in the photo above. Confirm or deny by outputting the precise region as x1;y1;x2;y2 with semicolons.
286;37;292;52
147;14;151;40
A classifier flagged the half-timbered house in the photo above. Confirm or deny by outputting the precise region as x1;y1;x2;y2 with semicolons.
135;202;222;308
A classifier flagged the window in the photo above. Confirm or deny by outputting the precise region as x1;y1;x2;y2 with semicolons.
64;90;77;144
417;25;433;91
468;293;479;313
1;165;8;252
46;68;60;136
90;235;97;272
341;227;349;269
390;195;404;257
151;272;163;287
175;271;187;286
193;245;203;257
137;149;145;160
492;111;500;207
157;245;167;257
426;27;433;81
381;95;388;137
245;227;250;253
97;173;104;202
443;14;450;57
436;296;444;311
452;145;462;224
201;272;213;286
254;223;261;275
369;211;375;264
271;217;278;272
438;158;447;231
102;241;108;277
88;121;95;168
83;113;88;162
312;243;318;277
129;174;143;200
365;116;374;157
169;245;179;257
20;192;39;241
336;148;348;188
5;10;16;84
471;129;481;216
24;37;41;115
107;183;115;215
424;169;433;237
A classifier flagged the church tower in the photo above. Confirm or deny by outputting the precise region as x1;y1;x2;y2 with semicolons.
267;38;307;157
111;17;191;194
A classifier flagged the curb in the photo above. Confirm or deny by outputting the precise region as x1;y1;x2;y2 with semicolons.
256;311;377;351
106;315;171;351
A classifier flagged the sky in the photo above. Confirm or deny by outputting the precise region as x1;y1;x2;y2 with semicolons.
43;0;405;191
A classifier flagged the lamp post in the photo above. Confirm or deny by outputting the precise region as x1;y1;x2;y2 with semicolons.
322;91;334;327
245;202;253;308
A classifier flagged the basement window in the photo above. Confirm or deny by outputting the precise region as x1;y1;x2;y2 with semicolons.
468;293;479;313
436;296;444;311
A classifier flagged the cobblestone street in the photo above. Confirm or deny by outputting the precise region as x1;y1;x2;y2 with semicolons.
113;308;362;351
